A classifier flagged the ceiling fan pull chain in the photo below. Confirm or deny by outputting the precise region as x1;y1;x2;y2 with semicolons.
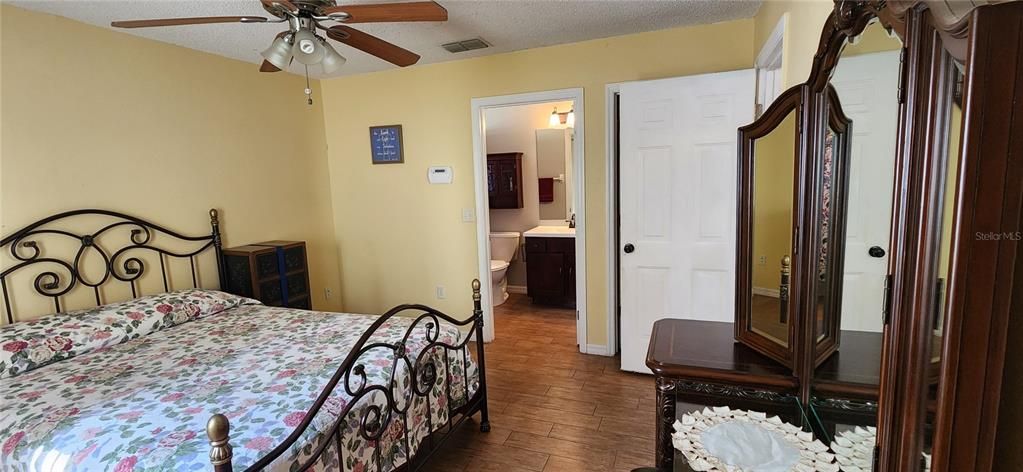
302;63;310;104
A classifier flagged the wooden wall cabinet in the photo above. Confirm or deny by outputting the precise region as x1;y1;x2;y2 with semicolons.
223;240;311;309
487;152;523;209
524;236;575;307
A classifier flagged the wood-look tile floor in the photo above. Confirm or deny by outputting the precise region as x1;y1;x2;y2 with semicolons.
424;294;656;472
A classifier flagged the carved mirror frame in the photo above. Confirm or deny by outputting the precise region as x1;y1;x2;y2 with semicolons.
811;85;852;366
800;2;1023;471
735;70;854;372
735;85;806;369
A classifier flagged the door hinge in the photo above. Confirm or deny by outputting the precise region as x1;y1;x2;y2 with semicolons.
882;274;893;326
576;310;580;320
873;445;881;471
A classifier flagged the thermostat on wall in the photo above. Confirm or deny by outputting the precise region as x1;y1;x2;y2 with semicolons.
427;166;453;184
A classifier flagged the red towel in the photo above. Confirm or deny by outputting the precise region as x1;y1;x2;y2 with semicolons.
538;178;555;203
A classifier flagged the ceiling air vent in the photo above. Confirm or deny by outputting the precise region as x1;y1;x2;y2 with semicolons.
442;38;490;53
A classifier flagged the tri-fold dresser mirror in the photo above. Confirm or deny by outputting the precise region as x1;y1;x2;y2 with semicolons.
725;1;1023;471
736;16;902;372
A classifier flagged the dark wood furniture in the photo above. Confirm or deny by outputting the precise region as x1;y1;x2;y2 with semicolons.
0;209;491;472
223;240;311;309
647;319;883;470
723;1;1023;471
524;235;575;307
646;319;803;470
487;152;523;209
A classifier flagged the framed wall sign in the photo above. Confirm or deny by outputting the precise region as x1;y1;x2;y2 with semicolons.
369;125;404;164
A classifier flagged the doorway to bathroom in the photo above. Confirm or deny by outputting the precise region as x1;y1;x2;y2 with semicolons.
470;88;587;351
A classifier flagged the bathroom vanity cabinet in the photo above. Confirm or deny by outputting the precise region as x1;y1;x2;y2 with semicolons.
487;152;523;209
525;236;575;308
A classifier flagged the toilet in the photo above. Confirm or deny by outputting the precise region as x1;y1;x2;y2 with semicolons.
489;232;520;307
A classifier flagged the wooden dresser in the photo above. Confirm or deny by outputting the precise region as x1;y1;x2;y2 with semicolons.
646;319;801;470
223;240;311;309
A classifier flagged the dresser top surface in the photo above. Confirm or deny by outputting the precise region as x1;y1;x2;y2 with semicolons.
646;319;796;387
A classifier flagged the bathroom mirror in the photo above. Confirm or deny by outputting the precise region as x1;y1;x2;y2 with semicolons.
535;128;573;222
736;87;802;368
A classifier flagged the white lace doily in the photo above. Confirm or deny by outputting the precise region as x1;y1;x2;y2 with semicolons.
671;406;839;472
831;426;930;472
830;426;875;472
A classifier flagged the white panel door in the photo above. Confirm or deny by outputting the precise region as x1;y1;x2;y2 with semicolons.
832;51;901;333
619;69;755;373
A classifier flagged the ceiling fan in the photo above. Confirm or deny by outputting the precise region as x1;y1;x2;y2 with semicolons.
111;0;447;76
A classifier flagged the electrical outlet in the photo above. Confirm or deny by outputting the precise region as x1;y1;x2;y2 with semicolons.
324;287;334;299
759;255;767;265
436;285;446;299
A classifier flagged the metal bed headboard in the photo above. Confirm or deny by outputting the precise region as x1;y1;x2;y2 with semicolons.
0;209;226;323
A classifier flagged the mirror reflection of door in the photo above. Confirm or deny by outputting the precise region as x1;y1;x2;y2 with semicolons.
750;110;797;347
808;21;903;468
831;26;902;334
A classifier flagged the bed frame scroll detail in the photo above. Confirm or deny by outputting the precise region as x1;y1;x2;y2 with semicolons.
206;279;491;472
0;208;226;323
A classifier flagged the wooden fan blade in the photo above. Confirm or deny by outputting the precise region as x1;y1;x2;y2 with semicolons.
321;1;447;23
326;25;421;67
260;60;281;72
111;16;267;28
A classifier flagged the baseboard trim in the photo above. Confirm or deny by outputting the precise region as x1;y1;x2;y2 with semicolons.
752;287;781;298
506;284;527;295
583;343;613;356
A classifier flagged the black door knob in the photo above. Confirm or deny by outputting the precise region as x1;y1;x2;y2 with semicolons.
624;243;635;254
869;246;886;258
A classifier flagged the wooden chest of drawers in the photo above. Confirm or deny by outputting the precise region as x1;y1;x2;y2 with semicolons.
223;240;311;309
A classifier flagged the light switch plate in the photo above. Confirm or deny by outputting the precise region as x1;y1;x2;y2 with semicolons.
462;208;475;222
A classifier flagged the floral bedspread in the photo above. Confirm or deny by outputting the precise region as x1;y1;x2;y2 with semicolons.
0;303;479;472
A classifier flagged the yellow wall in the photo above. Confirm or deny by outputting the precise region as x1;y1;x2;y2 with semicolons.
0;5;343;318
319;20;755;344
754;0;834;88
751;112;797;291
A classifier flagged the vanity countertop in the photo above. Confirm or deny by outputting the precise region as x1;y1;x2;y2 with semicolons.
523;225;575;238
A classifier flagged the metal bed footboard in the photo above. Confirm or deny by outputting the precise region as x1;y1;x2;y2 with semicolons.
205;279;491;472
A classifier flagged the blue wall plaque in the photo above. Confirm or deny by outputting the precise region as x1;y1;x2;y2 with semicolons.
369;125;404;164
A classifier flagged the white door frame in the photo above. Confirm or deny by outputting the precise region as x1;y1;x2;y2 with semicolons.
470;88;588;352
605;83;622;356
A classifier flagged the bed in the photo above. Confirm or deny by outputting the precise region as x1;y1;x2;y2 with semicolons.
0;209;490;472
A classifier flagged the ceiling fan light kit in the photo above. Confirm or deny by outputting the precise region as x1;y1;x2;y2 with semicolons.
320;44;347;74
261;34;294;70
292;29;325;65
110;0;447;103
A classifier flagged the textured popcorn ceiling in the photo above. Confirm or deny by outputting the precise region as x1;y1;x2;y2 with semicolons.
10;0;762;78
